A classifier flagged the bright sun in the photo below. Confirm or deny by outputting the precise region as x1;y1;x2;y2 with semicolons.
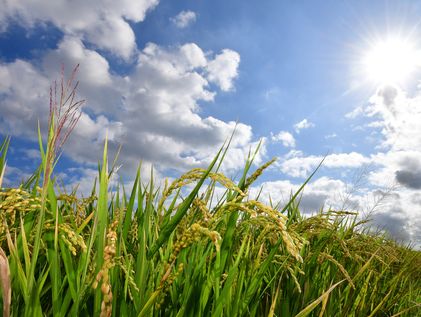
364;36;420;84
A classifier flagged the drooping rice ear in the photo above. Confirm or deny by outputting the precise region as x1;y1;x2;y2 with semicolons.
0;247;11;317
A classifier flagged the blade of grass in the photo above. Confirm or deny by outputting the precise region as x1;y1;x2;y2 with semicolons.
294;280;344;317
94;135;109;315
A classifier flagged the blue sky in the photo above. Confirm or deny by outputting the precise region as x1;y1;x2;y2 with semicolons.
1;0;421;246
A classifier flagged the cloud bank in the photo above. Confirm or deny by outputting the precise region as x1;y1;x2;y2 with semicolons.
0;0;159;60
0;0;262;183
0;38;257;177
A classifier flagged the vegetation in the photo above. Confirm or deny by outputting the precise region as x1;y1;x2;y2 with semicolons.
0;68;419;317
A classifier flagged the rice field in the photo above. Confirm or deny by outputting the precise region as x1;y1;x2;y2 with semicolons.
0;71;420;316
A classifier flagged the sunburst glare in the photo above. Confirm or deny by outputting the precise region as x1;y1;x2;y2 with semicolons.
363;36;421;85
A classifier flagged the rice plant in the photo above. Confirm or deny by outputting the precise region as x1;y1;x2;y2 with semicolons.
0;69;419;317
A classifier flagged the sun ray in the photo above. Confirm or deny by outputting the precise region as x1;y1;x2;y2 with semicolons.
363;36;421;85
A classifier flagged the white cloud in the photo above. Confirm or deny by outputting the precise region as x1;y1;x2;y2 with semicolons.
345;105;364;119
249;172;420;246
293;118;315;133
43;36;113;87
250;176;350;214
206;49;240;91
171;10;196;28
0;39;259;180
343;83;421;247
2;165;33;187
271;131;295;147
367;85;421;151
0;60;51;135
0;1;245;179
0;0;159;60
368;151;421;189
59;162;159;197
280;151;371;178
352;84;421;192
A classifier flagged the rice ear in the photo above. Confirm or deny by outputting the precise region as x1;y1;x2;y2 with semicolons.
0;247;11;317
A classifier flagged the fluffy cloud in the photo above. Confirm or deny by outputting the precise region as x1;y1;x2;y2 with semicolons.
364;188;421;247
271;131;295;147
0;38;257;179
0;0;247;182
250;176;350;214
368;85;421;151
343;83;421;247
57;165;141;197
0;60;51;135
2;165;33;187
293;118;314;133
206;49;240;91
352;85;421;189
119;43;246;169
171;10;196;28
0;0;159;59
280;151;371;178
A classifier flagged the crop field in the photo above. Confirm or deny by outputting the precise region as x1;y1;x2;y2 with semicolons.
0;74;420;317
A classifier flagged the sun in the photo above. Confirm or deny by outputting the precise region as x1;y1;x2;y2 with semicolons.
363;36;420;85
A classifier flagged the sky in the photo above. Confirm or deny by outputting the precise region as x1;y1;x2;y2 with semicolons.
1;0;421;247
